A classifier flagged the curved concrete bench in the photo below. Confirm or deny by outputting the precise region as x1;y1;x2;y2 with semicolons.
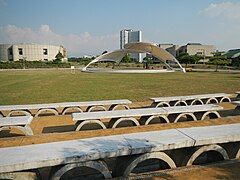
0;123;239;178
0;99;132;117
0;116;33;136
72;104;223;130
151;93;231;107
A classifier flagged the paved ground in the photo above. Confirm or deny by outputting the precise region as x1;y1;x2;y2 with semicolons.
129;160;240;180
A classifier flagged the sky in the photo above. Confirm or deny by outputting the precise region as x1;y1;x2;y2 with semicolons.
0;0;240;57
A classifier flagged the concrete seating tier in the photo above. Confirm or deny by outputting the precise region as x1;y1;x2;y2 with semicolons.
0;99;132;117
0;123;239;179
72;104;223;130
150;93;231;107
0;116;33;136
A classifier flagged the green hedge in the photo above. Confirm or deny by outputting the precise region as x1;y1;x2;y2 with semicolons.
0;61;71;69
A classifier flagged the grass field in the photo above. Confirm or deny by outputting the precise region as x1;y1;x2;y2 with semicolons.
0;69;239;105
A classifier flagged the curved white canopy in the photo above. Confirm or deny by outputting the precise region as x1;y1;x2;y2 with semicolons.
82;42;185;72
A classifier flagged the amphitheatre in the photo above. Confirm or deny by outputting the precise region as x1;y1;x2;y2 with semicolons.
0;45;240;179
82;42;186;73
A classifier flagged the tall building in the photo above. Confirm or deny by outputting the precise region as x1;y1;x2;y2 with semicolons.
120;29;144;62
0;44;67;62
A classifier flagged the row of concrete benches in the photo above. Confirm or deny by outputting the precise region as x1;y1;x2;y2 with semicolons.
1;99;240;136
0;123;239;179
0;92;237;117
0;104;224;135
0;99;132;117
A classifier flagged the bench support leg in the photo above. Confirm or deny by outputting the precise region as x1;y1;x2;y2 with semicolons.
109;117;140;128
35;108;58;117
156;102;170;108
7;110;32;117
86;105;107;112
50;160;112;180
201;111;221;120
61;106;83;115
75;120;106;131
109;104;130;111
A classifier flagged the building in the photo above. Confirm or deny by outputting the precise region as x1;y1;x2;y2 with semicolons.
177;43;214;57
158;44;180;57
0;44;67;62
158;43;214;58
120;29;144;62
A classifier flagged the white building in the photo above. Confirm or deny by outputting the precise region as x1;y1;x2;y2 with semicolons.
120;29;144;62
0;44;67;62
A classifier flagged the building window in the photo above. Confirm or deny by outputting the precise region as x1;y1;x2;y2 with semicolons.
18;48;23;55
43;49;48;55
44;59;48;61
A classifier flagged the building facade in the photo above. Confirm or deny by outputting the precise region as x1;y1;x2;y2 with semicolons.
158;43;214;58
120;29;144;62
0;44;67;62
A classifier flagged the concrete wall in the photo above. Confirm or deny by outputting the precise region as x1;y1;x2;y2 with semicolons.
0;44;67;62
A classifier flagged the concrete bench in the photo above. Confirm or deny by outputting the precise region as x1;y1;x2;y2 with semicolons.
71;104;223;130
0;116;33;136
236;91;240;100
150;93;231;107
0;123;239;179
0;99;132;117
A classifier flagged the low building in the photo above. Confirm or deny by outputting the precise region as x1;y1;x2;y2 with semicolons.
0;44;67;62
177;43;214;57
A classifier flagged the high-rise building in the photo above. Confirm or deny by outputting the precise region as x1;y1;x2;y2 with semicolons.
120;29;144;62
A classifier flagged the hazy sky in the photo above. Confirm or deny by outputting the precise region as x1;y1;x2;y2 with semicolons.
0;0;240;56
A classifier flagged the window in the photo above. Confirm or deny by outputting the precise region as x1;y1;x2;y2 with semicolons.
43;49;48;55
44;59;48;61
18;48;23;55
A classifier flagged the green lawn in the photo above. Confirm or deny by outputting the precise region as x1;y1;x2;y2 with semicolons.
0;69;239;105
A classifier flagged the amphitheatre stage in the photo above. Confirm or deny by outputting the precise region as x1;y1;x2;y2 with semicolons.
82;42;186;73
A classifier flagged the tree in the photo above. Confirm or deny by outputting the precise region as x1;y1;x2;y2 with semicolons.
209;52;229;72
54;51;64;63
177;52;200;67
143;57;153;69
121;54;131;63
